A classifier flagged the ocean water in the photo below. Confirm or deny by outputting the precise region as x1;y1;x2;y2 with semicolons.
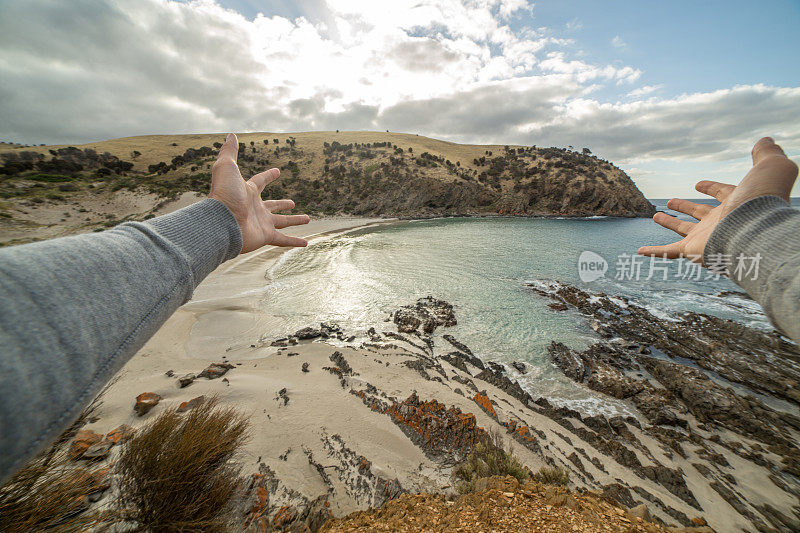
262;198;799;416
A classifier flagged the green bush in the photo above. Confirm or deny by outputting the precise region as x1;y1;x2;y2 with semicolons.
453;430;528;493
532;465;570;486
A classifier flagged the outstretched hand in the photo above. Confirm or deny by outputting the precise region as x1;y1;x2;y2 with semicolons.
209;133;310;253
638;137;798;265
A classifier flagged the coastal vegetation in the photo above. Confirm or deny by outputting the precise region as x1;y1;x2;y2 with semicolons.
453;429;529;493
532;465;571;487
0;131;654;246
114;397;250;532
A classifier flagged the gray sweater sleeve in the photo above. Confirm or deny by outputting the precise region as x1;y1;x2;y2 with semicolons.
704;195;800;343
0;198;242;482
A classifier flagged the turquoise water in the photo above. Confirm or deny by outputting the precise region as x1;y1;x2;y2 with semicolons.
262;199;797;415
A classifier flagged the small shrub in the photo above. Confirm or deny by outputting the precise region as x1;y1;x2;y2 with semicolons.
453;430;528;493
114;397;250;532
532;465;570;486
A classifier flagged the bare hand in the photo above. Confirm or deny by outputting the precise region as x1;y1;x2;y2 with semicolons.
209;133;310;253
638;137;797;265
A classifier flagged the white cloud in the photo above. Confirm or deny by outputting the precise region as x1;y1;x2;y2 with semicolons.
538;52;641;83
628;84;662;97
532;85;800;163
611;35;626;48
0;0;797;193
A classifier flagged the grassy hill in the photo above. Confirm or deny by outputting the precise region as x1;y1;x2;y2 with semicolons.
0;131;654;244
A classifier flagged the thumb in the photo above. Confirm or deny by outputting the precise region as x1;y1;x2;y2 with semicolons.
217;133;239;163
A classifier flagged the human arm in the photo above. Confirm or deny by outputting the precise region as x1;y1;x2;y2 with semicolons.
638;137;799;341
0;133;309;482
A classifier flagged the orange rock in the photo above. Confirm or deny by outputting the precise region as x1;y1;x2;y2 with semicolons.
105;424;135;444
691;517;708;526
178;395;205;412
69;429;102;459
273;505;297;528
473;392;497;418
257;485;268;508
198;362;234;379
244;475;270;529
134;392;162;416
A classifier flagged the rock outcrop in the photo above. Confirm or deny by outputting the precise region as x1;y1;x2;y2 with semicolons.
530;280;800;531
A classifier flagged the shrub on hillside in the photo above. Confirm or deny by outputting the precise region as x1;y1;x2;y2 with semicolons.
453;430;528;493
114;397;249;531
532;465;570;486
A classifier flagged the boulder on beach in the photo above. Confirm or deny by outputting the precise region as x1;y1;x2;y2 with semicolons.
134;392;162;416
198;362;234;379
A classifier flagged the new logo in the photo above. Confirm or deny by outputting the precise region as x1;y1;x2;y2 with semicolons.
578;251;607;282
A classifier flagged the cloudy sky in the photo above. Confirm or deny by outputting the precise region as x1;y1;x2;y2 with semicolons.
0;0;798;197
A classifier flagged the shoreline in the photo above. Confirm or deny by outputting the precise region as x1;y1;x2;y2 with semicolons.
80;285;800;532
65;216;800;532
165;216;399;360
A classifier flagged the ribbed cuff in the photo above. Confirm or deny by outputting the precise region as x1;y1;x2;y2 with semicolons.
704;195;797;295
144;198;242;284
704;196;791;264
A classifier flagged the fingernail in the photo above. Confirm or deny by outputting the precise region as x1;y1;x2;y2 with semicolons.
226;133;234;142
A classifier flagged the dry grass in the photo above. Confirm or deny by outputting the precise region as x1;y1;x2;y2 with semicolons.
453;430;529;494
0;392;108;532
0;453;105;532
0;131;519;176
114;396;250;532
532;465;570;487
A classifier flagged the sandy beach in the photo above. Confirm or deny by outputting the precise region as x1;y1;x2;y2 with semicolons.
69;214;800;533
